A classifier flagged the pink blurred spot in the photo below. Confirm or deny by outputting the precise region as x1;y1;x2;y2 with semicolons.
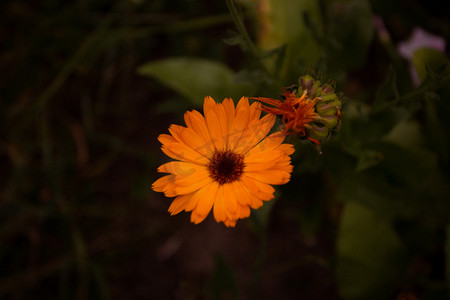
398;27;446;59
398;28;446;85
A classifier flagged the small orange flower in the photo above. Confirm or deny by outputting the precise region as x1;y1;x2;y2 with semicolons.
252;89;321;144
252;74;343;148
152;96;295;227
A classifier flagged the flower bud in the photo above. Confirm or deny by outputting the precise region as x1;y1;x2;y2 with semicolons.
252;73;344;151
308;125;329;141
298;75;314;92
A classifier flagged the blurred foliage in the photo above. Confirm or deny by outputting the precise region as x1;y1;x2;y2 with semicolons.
138;57;255;105
1;0;450;299
336;202;406;300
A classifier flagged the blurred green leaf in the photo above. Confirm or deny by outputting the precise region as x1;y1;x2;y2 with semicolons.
373;66;399;110
423;82;450;163
373;142;437;188
382;120;423;148
412;48;448;83
223;30;247;48
207;255;239;300
355;149;383;172
138;57;255;106
326;0;374;73
346;105;410;143
336;140;446;223
337;202;406;300
257;0;323;81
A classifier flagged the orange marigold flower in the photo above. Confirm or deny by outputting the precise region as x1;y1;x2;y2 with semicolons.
152;96;295;227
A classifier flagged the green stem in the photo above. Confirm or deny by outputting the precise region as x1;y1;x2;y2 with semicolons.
374;75;450;112
225;0;269;75
225;0;258;56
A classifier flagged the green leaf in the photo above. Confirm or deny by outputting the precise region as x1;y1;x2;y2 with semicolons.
412;48;448;83
348;105;410;143
223;30;247;49
373;66;399;110
423;78;450;161
355;149;383;172
257;0;323;81
382;119;424;148
336;202;407;300
326;0;374;73
138;57;254;106
336;139;444;222
374;142;438;188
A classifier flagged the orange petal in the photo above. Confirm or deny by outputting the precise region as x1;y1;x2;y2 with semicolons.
157;161;206;176
204;96;225;150
249;178;275;195
222;183;239;217
222;98;236;147
235;114;276;154
158;133;178;147
161;142;209;165
169;125;212;158
232;180;253;206
252;97;283;107
190;181;219;224
215;100;229;148
229;97;250;150
174;168;210;186
184;110;214;155
174;176;213;195
249;197;263;209
152;175;173;192
277;144;295;155
241;175;275;201
248;100;262;122
244;158;281;172
152;175;177;197
213;185;227;223
168;193;194;215
190;211;206;224
238;205;251;219
244;150;285;164
245;170;291;185
246;132;286;157
223;219;237;227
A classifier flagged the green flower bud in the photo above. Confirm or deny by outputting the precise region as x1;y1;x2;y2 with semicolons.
319;92;338;102
310;80;322;97
307;125;329;140
316;100;342;114
318;115;339;128
299;75;314;92
320;83;334;95
255;73;344;151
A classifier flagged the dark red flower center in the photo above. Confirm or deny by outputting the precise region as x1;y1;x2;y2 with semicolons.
208;150;244;185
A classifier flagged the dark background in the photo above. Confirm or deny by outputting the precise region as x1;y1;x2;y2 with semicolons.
1;0;450;299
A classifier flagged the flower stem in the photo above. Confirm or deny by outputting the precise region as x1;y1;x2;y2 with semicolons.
374;74;450;112
225;0;269;75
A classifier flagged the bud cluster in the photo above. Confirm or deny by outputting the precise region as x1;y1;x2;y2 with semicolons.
291;75;343;145
251;74;344;151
